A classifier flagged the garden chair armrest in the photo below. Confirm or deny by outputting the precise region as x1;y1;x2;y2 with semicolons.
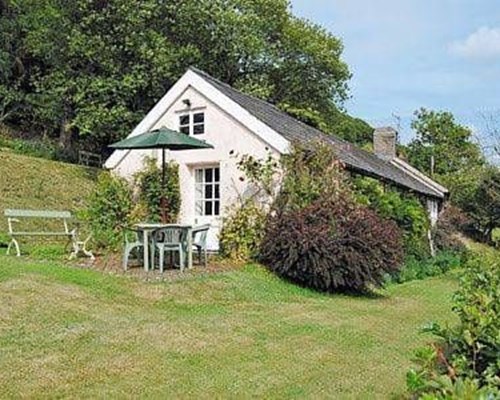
122;226;144;244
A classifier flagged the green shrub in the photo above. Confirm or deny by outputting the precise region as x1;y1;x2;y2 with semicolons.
394;251;463;284
218;148;280;262
276;141;348;212
133;157;180;223
219;200;267;261
83;172;133;249
406;255;500;398
0;135;78;163
492;228;500;248
353;176;430;260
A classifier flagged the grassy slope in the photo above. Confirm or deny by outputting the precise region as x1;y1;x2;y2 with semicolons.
0;150;97;238
0;256;457;399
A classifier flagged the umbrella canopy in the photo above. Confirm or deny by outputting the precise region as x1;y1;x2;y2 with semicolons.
109;126;213;222
109;126;213;151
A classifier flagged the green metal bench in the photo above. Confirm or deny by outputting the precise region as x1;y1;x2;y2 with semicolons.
4;209;94;260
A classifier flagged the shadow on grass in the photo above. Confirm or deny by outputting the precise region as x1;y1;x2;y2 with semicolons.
248;263;390;300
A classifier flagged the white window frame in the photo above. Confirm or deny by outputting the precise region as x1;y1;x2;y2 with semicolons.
179;114;190;135
195;166;220;216
178;110;206;136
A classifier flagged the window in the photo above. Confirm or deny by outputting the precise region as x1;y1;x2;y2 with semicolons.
179;114;190;135
195;167;220;216
193;112;205;135
178;112;205;135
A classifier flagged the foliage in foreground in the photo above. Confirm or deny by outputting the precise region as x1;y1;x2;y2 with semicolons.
407;255;500;399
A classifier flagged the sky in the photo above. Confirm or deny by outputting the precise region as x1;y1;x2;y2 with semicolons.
290;0;500;151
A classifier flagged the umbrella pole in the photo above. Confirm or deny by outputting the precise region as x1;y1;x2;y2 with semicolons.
160;148;168;223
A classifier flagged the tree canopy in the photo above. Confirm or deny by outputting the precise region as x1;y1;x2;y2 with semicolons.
406;108;484;176
404;108;499;243
0;0;371;152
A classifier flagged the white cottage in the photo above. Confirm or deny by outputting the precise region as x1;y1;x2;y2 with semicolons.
105;67;448;250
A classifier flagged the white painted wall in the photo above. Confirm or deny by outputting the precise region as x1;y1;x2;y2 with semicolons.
113;86;281;250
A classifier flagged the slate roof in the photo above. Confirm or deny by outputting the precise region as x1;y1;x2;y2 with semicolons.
190;67;446;199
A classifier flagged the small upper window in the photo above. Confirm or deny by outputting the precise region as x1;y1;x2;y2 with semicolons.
178;112;205;135
193;112;205;135
179;114;190;135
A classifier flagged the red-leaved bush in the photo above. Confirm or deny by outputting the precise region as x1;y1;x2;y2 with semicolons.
259;196;404;292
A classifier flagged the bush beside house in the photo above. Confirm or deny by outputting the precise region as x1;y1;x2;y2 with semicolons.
221;142;405;293
83;157;181;250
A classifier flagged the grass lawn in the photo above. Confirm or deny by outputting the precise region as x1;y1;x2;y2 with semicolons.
0;255;457;399
0;150;97;237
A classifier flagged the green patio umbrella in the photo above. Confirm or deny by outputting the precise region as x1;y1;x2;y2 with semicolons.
109;126;213;222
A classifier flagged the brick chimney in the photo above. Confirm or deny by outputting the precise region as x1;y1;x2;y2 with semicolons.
373;127;397;161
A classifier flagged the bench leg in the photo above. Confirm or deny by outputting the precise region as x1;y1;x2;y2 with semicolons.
6;238;20;256
69;239;79;260
69;236;95;261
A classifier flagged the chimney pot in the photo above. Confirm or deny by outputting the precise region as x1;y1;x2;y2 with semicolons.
373;127;397;161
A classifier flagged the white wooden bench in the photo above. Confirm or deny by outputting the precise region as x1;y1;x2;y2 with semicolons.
4;209;94;260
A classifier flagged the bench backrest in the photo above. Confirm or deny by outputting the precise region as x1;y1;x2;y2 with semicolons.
4;209;72;219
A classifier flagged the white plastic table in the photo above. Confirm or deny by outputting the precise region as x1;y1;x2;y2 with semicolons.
134;223;193;272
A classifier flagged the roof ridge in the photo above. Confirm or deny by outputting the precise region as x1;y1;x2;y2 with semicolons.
188;66;346;144
187;66;445;199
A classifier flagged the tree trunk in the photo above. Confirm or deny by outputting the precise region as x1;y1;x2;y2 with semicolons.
59;102;75;153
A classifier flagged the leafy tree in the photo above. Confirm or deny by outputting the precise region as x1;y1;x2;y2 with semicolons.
0;0;362;152
462;167;500;242
407;108;484;177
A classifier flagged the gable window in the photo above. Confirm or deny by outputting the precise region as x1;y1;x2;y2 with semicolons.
178;111;205;135
179;114;190;135
193;112;205;135
195;167;220;216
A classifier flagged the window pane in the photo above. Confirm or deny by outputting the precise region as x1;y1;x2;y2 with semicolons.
179;115;189;125
214;168;220;182
193;113;204;123
193;124;204;135
214;184;220;199
180;126;190;135
214;201;220;216
205;168;213;183
195;183;203;200
205;184;213;199
195;169;203;183
195;200;203;216
205;201;213;216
